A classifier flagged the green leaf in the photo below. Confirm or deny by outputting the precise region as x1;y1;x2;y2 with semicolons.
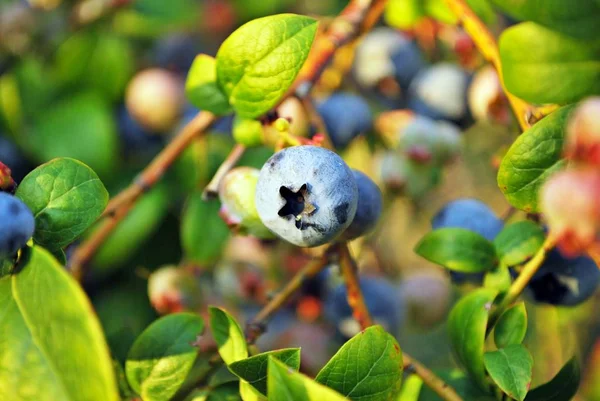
489;0;600;39
385;0;426;29
239;380;267;401
16;158;108;250
29;91;120;178
525;357;580;401
415;228;498;273
493;221;545;266
315;325;403;401
0;246;118;401
497;105;574;212
181;191;230;266
229;348;300;396
499;23;600;104
448;288;498;390
216;14;317;118
209;307;248;365
484;265;512;292
125;313;204;401
494;302;528;348
186;54;232;115
268;357;347;401
484;345;533;401
189;382;242;401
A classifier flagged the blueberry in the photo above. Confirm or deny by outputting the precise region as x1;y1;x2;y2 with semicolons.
342;170;383;240
378;151;441;198
528;249;600;306
432;198;503;241
408;63;470;123
0;192;35;259
0;133;32;182
316;93;373;149
398;116;462;165
255;146;358;247
400;273;451;328
325;276;404;339
390;39;425;89
147;265;203;315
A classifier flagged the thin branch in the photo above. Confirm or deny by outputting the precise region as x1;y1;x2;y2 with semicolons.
202;144;246;200
70;112;216;280
403;355;464;401
443;0;538;131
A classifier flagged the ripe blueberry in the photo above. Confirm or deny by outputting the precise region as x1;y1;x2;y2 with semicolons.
0;192;35;259
432;198;503;241
342;170;383;240
255;146;358;247
317;93;373;149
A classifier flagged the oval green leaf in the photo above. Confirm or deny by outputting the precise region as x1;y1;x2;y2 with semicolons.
0;246;118;401
125;313;204;401
216;14;318;118
315;325;403;401
497;105;574;212
186;54;232;115
484;344;533;401
500;22;600;104
229;348;300;396
16;158;108;250
415;228;498;273
525;357;580;401
448;288;498;390
209;307;248;365
494;302;528;349
268;357;347;401
493;221;545;266
484;265;512;293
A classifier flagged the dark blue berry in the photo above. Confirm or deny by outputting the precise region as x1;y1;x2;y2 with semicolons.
343;170;383;240
317;93;372;149
0;192;35;259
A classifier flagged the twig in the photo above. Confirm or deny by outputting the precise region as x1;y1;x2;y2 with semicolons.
246;249;332;344
337;242;463;401
70;112;216;280
443;0;537;131
202;144;246;200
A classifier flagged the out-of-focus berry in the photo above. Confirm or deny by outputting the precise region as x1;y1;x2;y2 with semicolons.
232;116;264;147
214;260;266;304
317;93;373;149
148;265;203;315
0;192;35;259
398;117;462;165
565;97;600;166
219;167;274;239
153;34;203;74
400;273;451;328
468;65;511;125
276;97;310;138
374;109;415;148
378;151;441;198
541;168;600;256
432;198;504;241
0;162;16;193
342;170;383;240
125;68;185;133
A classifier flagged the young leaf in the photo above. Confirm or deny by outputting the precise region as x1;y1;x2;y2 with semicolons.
500;23;600;104
268;357;347;401
216;14;318;118
0;246;118;401
229;348;300;395
484;264;512;293
240;380;267;401
209;307;248;365
494;302;528;349
16;158;108;250
483;344;533;401
415;228;497;273
497;105;574;213
525;357;580;401
315;325;403;401
493;221;545;266
448;288;498;390
125;313;204;401
186;54;232;115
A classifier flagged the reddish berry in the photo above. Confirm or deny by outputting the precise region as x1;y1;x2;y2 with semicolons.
565;97;600;166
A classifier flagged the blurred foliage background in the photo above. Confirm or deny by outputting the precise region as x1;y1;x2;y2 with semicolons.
1;0;599;399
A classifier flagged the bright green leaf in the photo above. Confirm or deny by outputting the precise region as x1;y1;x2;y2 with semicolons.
216;14;317;118
415;228;498;273
315;325;403;401
125;313;204;401
484;265;512;293
0;246;118;401
240;380;266;401
497;105;574;212
493;221;545;266
16;158;108;250
484;345;533;401
494;303;528;348
268;357;347;401
186;54;232;115
525;357;580;401
181;191;230;266
500;23;600;104
385;0;426;29
209;307;248;365
229;348;300;396
489;0;600;39
448;288;498;390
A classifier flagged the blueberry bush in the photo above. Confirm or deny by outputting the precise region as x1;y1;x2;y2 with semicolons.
1;0;599;400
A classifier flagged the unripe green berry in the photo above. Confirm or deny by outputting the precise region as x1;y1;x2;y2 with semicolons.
233;115;264;147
